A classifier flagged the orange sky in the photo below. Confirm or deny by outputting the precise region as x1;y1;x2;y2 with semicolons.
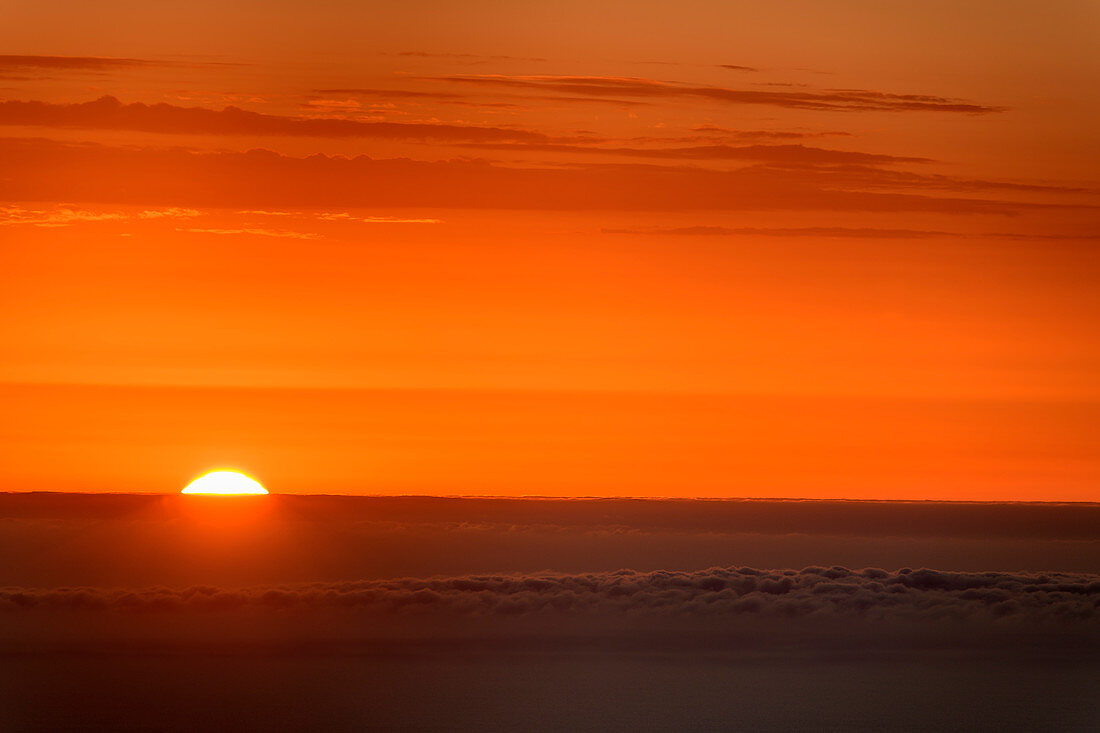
1;1;1098;499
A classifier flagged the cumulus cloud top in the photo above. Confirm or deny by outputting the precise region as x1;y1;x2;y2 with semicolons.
5;566;1097;628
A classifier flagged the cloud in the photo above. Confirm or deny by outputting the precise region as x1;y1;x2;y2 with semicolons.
312;88;468;100
0;204;200;227
5;567;1094;731
3;567;1097;635
0;55;243;73
0;137;1046;214
463;142;932;165
689;124;852;140
603;226;1100;240
7;492;1100;541
230;210;443;224
313;88;650;107
307;212;442;224
176;227;320;240
432;75;1005;113
765;162;1093;195
0;96;551;142
3;491;1099;589
717;64;758;72
0;55;165;71
392;51;548;62
603;226;958;238
305;90;531;111
986;232;1100;241
0;204;441;232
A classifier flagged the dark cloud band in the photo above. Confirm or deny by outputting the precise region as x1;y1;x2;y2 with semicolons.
5;566;1098;626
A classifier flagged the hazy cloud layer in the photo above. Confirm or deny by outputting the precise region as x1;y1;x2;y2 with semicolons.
689;124;852;139
0;96;550;142
0;137;1043;213
762;162;1093;195
435;75;1004;114
0;55;168;70
604;225;958;238
7;493;1098;541
312;87;469;100
391;51;548;62
3;493;1098;588
464;142;931;165
602;226;1100;240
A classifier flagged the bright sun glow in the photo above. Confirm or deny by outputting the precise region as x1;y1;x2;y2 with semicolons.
181;470;268;495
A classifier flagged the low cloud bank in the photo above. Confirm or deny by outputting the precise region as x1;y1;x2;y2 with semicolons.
5;566;1097;626
6;572;1098;733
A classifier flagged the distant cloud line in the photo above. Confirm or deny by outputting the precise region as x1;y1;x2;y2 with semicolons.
0;54;242;70
433;75;1004;114
0;96;551;143
602;226;1100;240
0;137;1055;214
0;97;946;163
4;566;1098;626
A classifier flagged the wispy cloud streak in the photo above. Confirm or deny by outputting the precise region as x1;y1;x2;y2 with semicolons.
434;75;1005;113
0;137;1049;214
465;142;931;165
0;96;551;142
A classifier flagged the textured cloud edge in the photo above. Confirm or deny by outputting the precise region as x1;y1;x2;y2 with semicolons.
5;566;1097;624
5;567;1098;657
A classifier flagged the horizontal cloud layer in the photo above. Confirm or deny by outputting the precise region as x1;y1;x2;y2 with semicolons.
4;567;1098;637
7;493;1099;541
0;54;169;70
0;204;201;227
602;225;1100;240
435;75;1005;114
5;492;1099;588
7;568;1095;730
0;137;1043;213
0;96;550;142
464;141;931;164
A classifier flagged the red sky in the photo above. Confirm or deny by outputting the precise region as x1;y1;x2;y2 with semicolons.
1;1;1098;499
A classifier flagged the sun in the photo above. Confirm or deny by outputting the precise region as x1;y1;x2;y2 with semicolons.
181;470;268;495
